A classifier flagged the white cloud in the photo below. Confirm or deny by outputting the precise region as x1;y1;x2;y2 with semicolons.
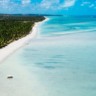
0;0;9;3
0;0;10;5
1;0;95;13
40;0;76;10
40;0;59;9
22;0;31;5
0;0;76;10
81;1;90;6
81;1;96;9
89;4;94;8
0;0;10;9
61;0;76;8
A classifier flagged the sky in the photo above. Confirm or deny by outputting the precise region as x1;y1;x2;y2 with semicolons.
0;0;96;15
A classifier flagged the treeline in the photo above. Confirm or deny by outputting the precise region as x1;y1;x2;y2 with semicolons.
0;16;45;48
0;15;45;21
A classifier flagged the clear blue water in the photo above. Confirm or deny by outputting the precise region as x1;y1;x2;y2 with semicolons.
39;16;96;37
1;16;96;96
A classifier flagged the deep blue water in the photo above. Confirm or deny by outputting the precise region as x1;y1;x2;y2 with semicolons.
2;16;96;96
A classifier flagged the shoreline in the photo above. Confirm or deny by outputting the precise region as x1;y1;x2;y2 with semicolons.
0;17;49;96
0;18;48;64
0;16;75;96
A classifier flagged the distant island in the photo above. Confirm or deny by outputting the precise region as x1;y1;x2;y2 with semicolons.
0;14;45;48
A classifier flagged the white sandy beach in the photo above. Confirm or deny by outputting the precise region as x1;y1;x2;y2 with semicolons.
0;17;49;63
0;22;39;63
0;18;49;96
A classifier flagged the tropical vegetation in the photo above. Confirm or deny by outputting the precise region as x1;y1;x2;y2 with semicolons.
0;15;45;48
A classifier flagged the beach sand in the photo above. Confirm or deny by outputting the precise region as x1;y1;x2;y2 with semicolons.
0;17;49;63
0;21;40;63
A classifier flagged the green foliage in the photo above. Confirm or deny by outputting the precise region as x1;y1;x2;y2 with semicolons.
0;16;45;48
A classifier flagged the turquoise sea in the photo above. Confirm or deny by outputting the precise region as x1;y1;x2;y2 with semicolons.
1;16;96;96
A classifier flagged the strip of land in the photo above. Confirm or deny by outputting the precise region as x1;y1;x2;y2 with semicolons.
0;15;45;48
0;17;48;96
0;15;46;63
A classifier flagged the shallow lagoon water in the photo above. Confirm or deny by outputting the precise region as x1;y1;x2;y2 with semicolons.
1;16;96;96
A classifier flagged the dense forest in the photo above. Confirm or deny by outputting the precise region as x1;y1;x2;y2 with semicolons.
0;15;45;48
